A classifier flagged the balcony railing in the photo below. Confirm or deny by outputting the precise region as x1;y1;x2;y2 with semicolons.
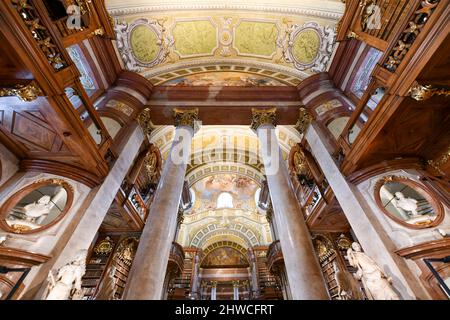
266;240;284;273
168;242;185;276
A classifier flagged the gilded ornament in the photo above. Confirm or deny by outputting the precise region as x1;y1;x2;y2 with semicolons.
137;108;153;136
91;28;105;37
294;107;314;134
294;150;310;177
173;108;200;130
114;237;139;266
250;108;277;131
409;82;450;101
428;146;450;176
0;84;43;102
144;151;158;180
347;31;360;40
94;237;114;255
336;234;352;250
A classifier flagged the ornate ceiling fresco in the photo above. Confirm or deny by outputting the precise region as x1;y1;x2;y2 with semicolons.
107;0;345;85
152;125;299;250
163;71;287;86
189;174;259;214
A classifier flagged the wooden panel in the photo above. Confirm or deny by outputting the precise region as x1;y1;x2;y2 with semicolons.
11;112;56;152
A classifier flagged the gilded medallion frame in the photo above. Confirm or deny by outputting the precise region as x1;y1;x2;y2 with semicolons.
0;179;74;234
373;176;444;230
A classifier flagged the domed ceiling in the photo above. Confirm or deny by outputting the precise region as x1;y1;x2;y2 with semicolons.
106;0;345;85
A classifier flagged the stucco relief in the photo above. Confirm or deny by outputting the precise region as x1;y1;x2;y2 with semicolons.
282;21;336;72
115;18;172;72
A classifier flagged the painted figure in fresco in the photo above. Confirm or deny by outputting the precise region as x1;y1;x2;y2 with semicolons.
346;243;399;300
45;250;87;300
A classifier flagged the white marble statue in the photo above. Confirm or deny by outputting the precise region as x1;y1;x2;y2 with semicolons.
346;242;400;300
45;250;87;300
0;235;7;246
392;192;419;217
21;195;52;220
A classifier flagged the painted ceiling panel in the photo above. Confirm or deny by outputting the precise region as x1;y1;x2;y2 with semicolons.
108;2;344;84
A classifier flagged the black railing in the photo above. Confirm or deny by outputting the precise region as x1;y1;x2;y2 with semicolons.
0;266;31;300
423;256;450;298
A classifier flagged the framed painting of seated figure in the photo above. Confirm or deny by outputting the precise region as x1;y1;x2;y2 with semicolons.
374;176;444;229
0;179;73;234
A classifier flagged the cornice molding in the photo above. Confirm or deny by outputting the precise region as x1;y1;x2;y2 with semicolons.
108;4;344;21
142;59;310;81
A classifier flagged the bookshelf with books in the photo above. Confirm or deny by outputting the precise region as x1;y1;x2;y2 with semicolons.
81;235;118;300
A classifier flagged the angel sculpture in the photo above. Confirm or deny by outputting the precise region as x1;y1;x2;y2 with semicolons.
346;242;400;300
45;250;87;300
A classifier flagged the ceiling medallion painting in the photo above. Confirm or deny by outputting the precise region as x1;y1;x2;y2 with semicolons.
115;18;171;72
201;247;249;268
163;71;287;86
172;19;218;58
282;22;336;72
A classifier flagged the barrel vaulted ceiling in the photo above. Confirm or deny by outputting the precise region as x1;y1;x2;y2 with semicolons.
106;0;345;85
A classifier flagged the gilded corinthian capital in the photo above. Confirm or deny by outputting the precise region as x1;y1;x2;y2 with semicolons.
295;107;314;134
173;108;200;131
137;108;153;136
250;108;277;131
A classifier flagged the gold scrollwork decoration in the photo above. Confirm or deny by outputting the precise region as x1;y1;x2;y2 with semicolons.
347;31;360;40
137;108;153;136
94;237;114;255
90;27;105;37
409;82;450;101
336;234;352;250
250;108;277;131
173;108;200;131
428;146;450;176
0;84;43;102
295;107;314;134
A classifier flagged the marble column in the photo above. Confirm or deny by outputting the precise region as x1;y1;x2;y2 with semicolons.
123;108;199;300
251;108;328;300
248;250;259;297
211;282;217;300
305;122;429;300
190;252;201;299
233;281;240;300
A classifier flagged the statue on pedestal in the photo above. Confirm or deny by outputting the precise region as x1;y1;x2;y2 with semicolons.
346;242;400;300
45;250;87;300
